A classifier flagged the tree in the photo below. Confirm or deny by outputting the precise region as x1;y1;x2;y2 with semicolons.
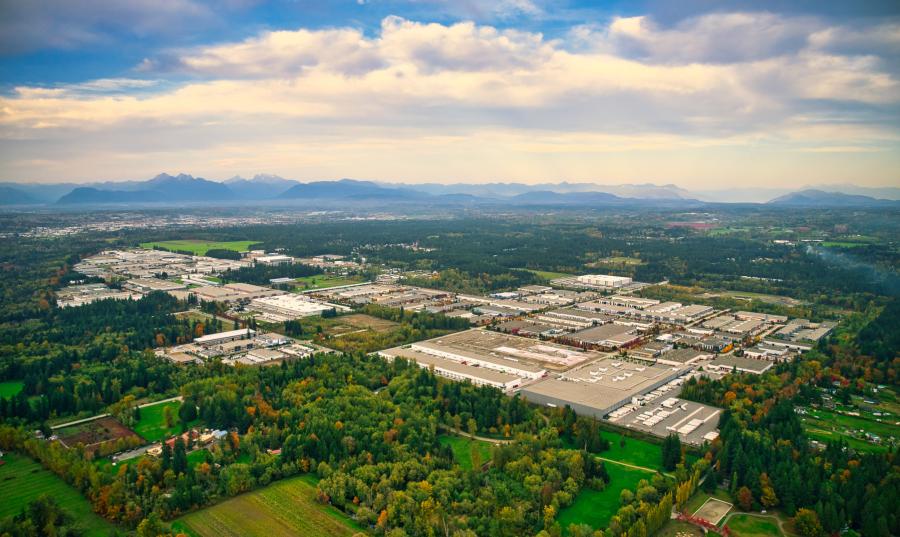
759;472;778;509
661;434;681;471
467;418;477;440
163;405;175;429
794;508;823;537
736;486;755;512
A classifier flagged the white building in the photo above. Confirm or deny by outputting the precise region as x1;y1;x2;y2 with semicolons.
255;254;294;265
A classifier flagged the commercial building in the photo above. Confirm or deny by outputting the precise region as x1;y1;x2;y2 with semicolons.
125;278;187;293
559;323;641;350
653;348;712;366
378;346;524;391
194;328;256;346
552;274;633;290
704;355;775;375
193;283;284;303
56;283;141;308
518;357;688;418
249;294;348;321
255;254;294;265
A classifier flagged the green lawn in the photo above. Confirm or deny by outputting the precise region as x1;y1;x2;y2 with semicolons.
598;430;664;470
174;474;362;537
684;488;733;515
821;241;866;248
439;434;493;471
0;380;24;398
0;453;117;537
556;463;653;533
140;240;260;255
134;400;200;442
293;275;364;291
725;514;784;537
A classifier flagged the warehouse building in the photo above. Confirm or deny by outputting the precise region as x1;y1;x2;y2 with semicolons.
704;355;774;374
518;357;688;419
249;294;348;321
378;346;525;391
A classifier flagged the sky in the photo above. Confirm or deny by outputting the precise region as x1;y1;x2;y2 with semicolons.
1;0;899;188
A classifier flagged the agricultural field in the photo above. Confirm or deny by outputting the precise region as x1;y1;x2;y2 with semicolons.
725;514;785;537
174;474;362;537
438;434;494;471
56;416;142;453
598;430;664;470
140;240;260;255
293;274;365;291
556;463;654;533
134;400;200;442
799;406;898;452
0;453;117;537
0;380;23;398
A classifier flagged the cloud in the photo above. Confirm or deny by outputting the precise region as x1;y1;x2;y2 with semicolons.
1;13;898;187
0;0;223;55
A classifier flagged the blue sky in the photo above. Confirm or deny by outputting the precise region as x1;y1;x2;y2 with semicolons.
1;0;898;187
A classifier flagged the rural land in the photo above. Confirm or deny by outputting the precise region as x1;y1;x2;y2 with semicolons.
0;204;897;537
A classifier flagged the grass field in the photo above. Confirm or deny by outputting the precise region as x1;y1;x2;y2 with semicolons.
140;240;260;255
134;400;200;442
439;434;493;471
725;514;784;537
556;463;653;533
0;453;117;536
174;474;362;537
520;268;575;280
0;380;24;398
294;275;364;291
598;430;663;470
591;256;644;266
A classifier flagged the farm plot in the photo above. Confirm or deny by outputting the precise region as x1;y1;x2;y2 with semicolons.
175;475;362;537
0;453;117;537
56;416;142;454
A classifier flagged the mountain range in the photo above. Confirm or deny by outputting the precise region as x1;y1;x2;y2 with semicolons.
2;174;898;208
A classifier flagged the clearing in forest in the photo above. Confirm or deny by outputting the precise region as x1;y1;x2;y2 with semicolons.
174;474;362;537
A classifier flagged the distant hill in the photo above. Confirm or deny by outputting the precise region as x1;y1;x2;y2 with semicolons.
57;173;235;204
767;189;899;207
510;190;623;205
0;186;39;205
58;187;168;204
279;179;426;200
225;174;298;199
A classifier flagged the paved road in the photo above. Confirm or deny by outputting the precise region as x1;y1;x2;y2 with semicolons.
50;395;184;430
721;511;790;535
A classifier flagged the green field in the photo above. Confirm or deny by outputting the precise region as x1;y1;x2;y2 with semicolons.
593;256;643;266
800;407;897;452
0;380;24;398
174;474;362;537
293;275;364;291
520;269;575;280
598;430;664;470
725;514;784;537
822;241;866;248
0;453;117;537
556;463;654;533
140;240;260;255
439;434;494;471
134;400;199;442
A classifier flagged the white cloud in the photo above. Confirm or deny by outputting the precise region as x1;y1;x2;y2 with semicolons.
1;13;898;187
